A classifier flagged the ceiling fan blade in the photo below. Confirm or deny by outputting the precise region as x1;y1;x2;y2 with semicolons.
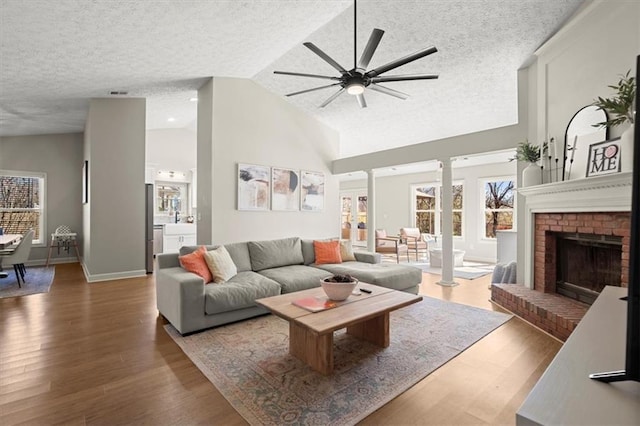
365;46;438;78
357;28;384;70
303;42;348;74
274;71;341;81
368;83;409;100
319;88;346;108
285;83;342;97
356;93;367;108
370;74;439;83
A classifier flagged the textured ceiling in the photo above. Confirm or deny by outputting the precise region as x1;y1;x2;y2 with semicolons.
0;0;583;158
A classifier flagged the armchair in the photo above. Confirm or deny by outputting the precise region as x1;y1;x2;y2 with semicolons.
400;227;430;260
375;229;409;263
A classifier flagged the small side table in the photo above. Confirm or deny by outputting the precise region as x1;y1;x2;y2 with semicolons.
46;232;81;266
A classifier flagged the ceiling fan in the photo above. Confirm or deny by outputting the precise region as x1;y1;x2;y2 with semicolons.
274;0;439;108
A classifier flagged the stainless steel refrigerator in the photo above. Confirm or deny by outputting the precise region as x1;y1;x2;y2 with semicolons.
145;183;154;273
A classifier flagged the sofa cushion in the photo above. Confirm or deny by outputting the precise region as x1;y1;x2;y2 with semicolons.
301;239;315;265
178;246;213;283
248;237;304;271
204;271;281;315
313;240;342;264
340;239;357;261
314;262;421;292
204;246;238;283
180;242;252;272
258;265;331;293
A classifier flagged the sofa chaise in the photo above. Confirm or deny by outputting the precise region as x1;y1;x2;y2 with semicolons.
156;237;422;334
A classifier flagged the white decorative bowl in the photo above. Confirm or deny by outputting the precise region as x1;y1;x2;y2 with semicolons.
320;278;358;301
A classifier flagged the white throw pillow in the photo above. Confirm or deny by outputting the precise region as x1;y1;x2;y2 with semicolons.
204;246;238;283
339;239;357;261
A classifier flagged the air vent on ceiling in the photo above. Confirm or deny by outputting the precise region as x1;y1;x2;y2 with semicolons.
109;90;129;96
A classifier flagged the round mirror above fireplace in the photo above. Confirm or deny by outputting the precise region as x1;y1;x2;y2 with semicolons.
563;105;608;181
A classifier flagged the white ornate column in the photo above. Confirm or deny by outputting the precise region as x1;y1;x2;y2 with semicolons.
438;158;458;286
366;169;376;252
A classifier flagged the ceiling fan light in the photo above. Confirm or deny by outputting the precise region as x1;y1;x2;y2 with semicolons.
346;82;365;95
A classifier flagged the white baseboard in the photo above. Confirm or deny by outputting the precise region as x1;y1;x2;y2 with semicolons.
81;262;147;283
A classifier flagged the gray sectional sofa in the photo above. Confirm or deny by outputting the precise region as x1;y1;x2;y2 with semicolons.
156;237;422;334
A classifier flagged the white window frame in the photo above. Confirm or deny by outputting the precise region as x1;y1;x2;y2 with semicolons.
411;180;464;238
0;170;47;246
480;176;516;241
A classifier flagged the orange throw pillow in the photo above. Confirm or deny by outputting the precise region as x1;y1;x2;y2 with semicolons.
179;246;213;284
313;240;342;265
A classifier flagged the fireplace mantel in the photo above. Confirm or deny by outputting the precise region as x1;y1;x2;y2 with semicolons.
518;172;632;213
519;172;632;288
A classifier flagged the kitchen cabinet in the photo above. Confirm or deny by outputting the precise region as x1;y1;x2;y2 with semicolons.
161;223;197;254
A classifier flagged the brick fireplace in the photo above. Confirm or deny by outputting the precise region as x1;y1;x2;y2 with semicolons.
534;212;630;296
491;173;632;341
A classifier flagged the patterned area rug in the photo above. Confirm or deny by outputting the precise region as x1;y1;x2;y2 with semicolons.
0;266;55;298
166;296;512;425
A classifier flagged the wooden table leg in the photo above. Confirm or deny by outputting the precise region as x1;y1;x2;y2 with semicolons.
289;322;333;375
346;312;390;347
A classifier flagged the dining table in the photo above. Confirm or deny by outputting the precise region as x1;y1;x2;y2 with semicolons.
0;234;22;279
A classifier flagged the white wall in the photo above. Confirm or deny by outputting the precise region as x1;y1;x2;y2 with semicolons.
340;160;517;262
0;133;84;263
83;97;146;281
197;77;340;245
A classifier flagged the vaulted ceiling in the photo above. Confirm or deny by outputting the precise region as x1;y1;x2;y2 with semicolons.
0;0;584;158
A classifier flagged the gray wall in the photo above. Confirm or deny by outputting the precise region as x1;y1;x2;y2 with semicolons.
197;77;340;245
83;98;146;280
0;133;84;263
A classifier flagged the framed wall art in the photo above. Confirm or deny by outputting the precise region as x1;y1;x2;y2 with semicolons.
300;170;324;212
271;167;300;211
237;163;270;210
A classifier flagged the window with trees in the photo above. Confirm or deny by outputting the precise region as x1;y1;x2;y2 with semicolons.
414;183;463;237
483;179;514;238
0;171;46;244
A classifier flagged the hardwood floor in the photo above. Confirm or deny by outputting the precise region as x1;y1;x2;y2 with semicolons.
0;263;562;425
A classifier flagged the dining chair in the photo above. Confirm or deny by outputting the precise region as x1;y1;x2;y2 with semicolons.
375;229;409;263
0;230;35;287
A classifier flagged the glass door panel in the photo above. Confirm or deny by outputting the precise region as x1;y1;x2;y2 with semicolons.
340;195;353;241
356;195;367;244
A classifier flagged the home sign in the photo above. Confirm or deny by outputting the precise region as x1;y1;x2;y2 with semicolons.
586;138;622;177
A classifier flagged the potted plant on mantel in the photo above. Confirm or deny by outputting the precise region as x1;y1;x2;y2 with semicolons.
512;140;546;187
592;70;636;172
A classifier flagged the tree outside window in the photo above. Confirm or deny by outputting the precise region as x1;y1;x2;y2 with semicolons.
484;180;514;238
415;186;436;234
0;172;45;244
414;183;463;237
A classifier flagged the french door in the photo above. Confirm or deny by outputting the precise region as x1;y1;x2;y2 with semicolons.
340;190;368;246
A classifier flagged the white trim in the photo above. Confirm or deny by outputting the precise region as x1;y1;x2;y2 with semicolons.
81;262;147;283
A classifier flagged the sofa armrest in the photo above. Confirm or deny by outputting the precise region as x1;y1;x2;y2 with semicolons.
156;267;206;334
354;251;381;264
157;252;180;269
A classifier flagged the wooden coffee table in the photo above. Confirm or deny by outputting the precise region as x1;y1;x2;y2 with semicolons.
256;283;422;375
